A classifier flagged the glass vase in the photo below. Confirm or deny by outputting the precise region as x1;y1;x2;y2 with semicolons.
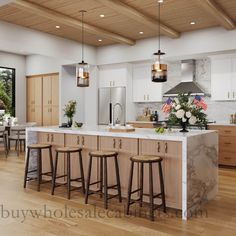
180;121;188;133
67;117;73;127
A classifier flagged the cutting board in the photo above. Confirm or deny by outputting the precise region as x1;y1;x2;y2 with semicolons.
108;127;135;132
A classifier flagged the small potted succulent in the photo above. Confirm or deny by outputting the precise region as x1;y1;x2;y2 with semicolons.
63;100;77;127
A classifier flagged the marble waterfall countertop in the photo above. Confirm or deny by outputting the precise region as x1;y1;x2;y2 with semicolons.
26;125;217;141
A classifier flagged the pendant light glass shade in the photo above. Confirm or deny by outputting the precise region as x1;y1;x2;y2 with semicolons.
76;61;89;87
151;2;167;83
77;10;89;87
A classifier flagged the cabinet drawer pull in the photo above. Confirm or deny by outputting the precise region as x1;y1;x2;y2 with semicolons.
113;139;116;149
51;134;54;142
224;157;231;160
224;142;232;145
119;139;122;149
77;136;80;145
82;136;85;146
164;142;168;153
224;130;231;133
47;134;50;142
157;142;160;152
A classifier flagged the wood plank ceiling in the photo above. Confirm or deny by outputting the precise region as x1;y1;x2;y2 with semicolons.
0;0;235;47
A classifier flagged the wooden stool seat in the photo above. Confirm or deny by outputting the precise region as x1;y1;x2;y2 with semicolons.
89;150;118;157
28;143;52;149
56;147;82;153
51;147;85;199
131;155;162;163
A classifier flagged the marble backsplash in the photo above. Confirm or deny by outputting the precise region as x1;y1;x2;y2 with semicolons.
135;58;236;123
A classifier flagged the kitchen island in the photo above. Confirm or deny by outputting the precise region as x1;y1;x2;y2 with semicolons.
26;126;218;220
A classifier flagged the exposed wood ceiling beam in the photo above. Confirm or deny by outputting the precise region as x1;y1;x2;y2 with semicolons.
12;0;135;45
97;0;180;39
196;0;235;30
0;0;14;7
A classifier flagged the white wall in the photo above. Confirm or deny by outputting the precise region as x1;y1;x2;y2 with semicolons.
0;51;26;122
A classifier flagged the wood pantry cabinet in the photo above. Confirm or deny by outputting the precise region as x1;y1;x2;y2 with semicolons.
27;73;59;126
65;134;98;188
99;136;138;197
139;139;182;209
38;132;65;183
209;125;236;166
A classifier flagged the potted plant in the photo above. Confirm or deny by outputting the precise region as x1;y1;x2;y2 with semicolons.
63;100;77;127
162;93;207;132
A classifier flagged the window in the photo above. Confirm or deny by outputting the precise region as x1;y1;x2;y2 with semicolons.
0;67;15;116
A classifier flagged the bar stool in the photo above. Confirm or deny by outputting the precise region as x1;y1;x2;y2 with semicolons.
24;144;53;191
51;147;85;199
126;155;166;221
85;151;122;209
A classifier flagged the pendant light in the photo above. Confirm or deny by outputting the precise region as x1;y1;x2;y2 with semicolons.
77;10;89;87
152;1;167;83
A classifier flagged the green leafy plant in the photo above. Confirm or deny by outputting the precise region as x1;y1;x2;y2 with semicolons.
63;100;77;118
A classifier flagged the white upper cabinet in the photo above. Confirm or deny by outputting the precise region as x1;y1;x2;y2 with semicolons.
98;65;127;88
211;57;232;101
132;63;163;102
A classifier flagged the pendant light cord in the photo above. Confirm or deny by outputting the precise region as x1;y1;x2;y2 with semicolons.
82;11;84;63
158;2;161;52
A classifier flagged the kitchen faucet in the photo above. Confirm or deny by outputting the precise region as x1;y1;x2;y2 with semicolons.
113;103;123;126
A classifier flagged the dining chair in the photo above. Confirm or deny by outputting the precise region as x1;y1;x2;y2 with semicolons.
0;126;8;158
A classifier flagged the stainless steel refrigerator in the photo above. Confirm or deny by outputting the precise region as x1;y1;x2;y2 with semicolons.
98;87;126;125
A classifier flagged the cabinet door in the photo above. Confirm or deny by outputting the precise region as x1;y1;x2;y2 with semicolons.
51;74;59;106
133;79;147;102
163;141;182;209
51;106;59;126
27;77;35;106
34;77;43;106
147;82;163;102
211;58;232;100
43;75;52;106
38;132;64;183
43;106;52;126
27;105;35;122
231;58;236;100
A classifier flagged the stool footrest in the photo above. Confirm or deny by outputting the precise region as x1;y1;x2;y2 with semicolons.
128;198;141;205
27;169;37;174
54;182;68;188
89;180;101;186
42;172;52;176
130;188;141;195
107;184;118;190
70;186;84;192
70;177;83;182
55;174;67;179
107;194;120;200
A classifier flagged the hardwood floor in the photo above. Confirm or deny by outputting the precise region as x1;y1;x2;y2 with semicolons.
0;151;236;236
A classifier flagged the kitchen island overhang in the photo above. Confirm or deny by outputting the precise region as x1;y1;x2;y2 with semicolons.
26;126;218;220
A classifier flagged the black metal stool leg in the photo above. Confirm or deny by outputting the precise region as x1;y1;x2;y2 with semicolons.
158;162;166;213
149;163;154;221
140;162;144;207
126;160;134;215
23;148;31;188
49;147;54;185
85;155;93;204
104;157;108;209
99;157;103;198
51;152;58;195
114;155;122;202
78;150;85;194
67;153;71;199
37;149;42;192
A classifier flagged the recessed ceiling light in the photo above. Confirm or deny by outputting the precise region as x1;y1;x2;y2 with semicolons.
158;0;164;3
98;39;103;42
139;31;144;34
56;25;60;29
190;21;196;25
100;14;105;18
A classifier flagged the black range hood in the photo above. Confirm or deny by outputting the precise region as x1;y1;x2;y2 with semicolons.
164;60;206;97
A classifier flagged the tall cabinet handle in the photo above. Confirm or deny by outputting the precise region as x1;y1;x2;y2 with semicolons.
47;134;50;142
113;139;116;149
51;134;54;143
119;139;122;149
157;142;160;152
77;136;80;145
164;142;168;153
82;136;85;146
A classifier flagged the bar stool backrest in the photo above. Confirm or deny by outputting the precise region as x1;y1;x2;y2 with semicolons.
10;125;26;137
